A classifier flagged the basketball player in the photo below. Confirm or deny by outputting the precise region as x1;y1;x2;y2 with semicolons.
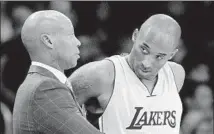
69;14;185;134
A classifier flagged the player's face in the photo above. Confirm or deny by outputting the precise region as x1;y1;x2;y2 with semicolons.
53;22;81;69
130;29;177;80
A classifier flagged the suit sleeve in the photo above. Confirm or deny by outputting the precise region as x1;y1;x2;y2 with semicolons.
32;80;104;134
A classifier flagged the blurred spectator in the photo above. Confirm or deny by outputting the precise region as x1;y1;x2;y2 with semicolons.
193;84;213;110
49;1;78;28
192;118;213;134
118;35;133;54
94;28;108;42
1;14;14;43
0;34;31;111
181;84;213;134
3;2;32;37
11;5;32;36
187;63;210;83
0;54;16;110
0;102;12;134
96;2;110;22
1;1;14;43
168;1;186;16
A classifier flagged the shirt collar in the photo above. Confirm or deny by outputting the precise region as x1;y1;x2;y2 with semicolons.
31;61;67;84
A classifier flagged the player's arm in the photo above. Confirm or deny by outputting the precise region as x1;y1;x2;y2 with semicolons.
168;62;185;92
69;60;114;106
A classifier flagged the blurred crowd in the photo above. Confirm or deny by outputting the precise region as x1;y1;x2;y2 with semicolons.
0;1;213;134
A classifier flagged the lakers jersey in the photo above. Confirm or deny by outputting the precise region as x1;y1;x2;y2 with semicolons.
99;55;183;134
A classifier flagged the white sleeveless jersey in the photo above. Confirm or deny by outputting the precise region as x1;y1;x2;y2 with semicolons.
99;55;183;134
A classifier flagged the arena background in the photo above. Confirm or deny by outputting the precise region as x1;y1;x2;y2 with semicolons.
0;1;213;134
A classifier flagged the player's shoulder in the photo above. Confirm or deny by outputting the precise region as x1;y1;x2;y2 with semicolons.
70;58;115;85
167;61;185;74
69;59;115;98
167;61;185;92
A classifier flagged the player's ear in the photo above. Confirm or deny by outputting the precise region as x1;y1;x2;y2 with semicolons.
41;34;53;49
169;49;178;60
132;28;139;42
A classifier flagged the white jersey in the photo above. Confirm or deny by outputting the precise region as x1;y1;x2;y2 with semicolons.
99;55;183;134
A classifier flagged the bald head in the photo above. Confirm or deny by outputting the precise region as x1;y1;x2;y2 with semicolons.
21;10;80;71
21;10;73;55
138;14;181;50
129;14;182;80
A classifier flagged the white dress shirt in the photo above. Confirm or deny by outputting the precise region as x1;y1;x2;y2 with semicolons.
31;61;67;84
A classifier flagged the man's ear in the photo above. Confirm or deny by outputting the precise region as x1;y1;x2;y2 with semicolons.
169;49;178;60
132;28;139;42
41;34;53;49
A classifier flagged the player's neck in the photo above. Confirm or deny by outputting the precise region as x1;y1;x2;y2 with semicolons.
125;55;157;82
141;76;158;85
125;55;134;72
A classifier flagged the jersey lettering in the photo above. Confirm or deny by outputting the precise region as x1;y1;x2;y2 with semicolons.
126;107;176;129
